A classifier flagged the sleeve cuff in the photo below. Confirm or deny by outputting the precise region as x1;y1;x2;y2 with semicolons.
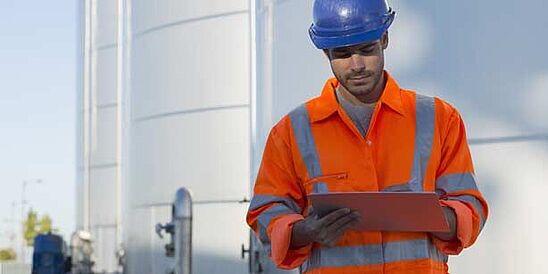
432;200;473;255
267;214;312;269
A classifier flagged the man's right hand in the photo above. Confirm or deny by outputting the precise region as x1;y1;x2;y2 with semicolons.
290;208;361;248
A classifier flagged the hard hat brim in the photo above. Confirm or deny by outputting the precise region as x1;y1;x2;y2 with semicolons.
309;11;395;49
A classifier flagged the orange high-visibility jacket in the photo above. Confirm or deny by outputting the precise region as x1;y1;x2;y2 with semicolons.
247;71;488;274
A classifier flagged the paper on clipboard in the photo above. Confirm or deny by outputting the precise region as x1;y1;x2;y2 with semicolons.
308;192;449;232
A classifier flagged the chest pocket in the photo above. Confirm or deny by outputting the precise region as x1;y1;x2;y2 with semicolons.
290;105;348;194
303;172;349;194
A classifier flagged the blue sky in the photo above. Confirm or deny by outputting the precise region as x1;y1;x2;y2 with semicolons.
0;0;76;247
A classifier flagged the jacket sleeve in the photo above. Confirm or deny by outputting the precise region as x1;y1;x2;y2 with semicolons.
246;125;312;269
432;108;489;255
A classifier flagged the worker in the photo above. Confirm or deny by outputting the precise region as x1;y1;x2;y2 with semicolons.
247;0;488;273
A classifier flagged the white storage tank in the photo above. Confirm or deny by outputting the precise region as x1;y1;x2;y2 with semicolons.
78;0;123;273
125;0;253;273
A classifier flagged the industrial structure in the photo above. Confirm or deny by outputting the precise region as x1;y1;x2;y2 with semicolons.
77;0;548;274
78;0;314;272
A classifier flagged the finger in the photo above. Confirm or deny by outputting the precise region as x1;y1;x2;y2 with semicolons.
325;213;361;242
340;215;361;232
315;226;329;242
314;209;357;244
323;221;358;247
317;208;352;227
326;211;360;233
324;218;361;246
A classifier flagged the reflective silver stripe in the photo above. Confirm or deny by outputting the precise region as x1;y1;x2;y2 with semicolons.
250;195;302;255
257;204;296;228
381;182;412;192
313;182;329;193
436;173;485;229
303;239;447;271
249;194;302;213
447;195;486;230
289;105;324;179
256;204;296;255
410;94;435;192
383;239;447;264
304;243;383;271
258;226;270;254
261;242;272;256
436;173;479;193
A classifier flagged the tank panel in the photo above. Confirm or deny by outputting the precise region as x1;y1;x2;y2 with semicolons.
132;0;249;34
131;13;250;120
90;107;117;166
95;47;118;106
89;167;117;225
94;0;118;47
130;107;250;205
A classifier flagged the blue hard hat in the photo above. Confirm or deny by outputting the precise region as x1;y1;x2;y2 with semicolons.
309;0;396;49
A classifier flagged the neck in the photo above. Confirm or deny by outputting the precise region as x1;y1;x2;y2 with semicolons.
338;73;386;105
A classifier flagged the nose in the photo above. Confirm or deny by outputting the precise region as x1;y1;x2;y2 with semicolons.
349;54;365;72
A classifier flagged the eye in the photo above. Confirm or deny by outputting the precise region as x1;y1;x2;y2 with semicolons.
331;50;351;59
359;46;376;54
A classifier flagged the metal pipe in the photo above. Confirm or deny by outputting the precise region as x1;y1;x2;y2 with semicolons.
115;0;127;266
173;188;193;274
82;0;93;233
20;179;42;262
469;134;548;146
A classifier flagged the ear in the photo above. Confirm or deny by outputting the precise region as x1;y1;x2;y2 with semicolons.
322;49;330;59
381;32;389;50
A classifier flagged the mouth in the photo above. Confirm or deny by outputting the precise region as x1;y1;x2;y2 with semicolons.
348;74;371;84
348;72;373;82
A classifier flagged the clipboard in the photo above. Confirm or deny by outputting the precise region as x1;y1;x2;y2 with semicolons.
308;192;449;232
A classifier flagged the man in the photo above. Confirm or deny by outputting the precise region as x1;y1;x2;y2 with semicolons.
247;0;488;273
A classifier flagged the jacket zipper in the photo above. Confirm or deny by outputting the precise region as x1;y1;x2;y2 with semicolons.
304;173;348;185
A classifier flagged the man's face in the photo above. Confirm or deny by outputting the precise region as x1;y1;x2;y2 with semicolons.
325;33;388;98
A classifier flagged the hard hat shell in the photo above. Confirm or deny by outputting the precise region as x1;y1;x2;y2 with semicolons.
309;0;396;49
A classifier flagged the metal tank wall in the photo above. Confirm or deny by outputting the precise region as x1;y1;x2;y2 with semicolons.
75;0;84;247
79;0;122;273
124;0;252;273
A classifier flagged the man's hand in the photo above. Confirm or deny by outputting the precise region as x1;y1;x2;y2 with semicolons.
290;208;361;249
431;206;457;241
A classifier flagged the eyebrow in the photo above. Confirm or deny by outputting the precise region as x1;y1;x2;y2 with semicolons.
358;43;376;49
333;43;376;51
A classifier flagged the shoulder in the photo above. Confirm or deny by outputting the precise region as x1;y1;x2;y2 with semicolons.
268;104;306;147
269;95;322;146
432;96;463;131
275;93;324;130
434;96;460;119
400;88;461;119
400;88;465;135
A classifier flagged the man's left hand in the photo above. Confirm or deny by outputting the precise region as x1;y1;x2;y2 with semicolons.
431;206;457;241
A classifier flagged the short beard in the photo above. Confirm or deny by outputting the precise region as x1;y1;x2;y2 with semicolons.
338;70;382;99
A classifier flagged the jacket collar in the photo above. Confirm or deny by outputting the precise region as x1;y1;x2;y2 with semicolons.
308;71;405;123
